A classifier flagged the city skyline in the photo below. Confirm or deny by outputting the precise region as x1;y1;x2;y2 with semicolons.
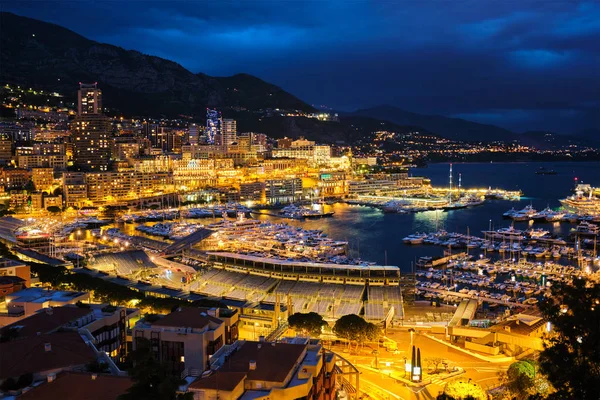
2;1;599;134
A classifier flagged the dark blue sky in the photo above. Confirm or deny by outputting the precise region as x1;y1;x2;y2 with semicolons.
4;0;599;133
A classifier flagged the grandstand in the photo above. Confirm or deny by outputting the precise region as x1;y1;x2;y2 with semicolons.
335;302;362;317
88;250;157;275
365;303;386;321
187;252;405;323
341;285;365;301
368;287;385;302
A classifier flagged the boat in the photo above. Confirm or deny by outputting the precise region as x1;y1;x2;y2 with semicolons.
511;205;537;221
572;221;599;236
525;228;550;239
560;184;600;214
482;226;526;240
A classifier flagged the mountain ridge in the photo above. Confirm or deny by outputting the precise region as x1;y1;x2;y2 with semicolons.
0;12;315;117
349;105;518;142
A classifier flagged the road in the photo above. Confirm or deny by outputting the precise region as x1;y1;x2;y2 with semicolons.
329;330;510;399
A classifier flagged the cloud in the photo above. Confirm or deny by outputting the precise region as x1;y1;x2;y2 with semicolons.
3;0;599;133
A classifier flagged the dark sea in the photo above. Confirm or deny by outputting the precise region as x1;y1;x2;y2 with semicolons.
255;162;600;271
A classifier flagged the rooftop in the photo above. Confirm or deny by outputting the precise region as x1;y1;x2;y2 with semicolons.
0;306;92;339
0;331;96;379
6;287;88;304
218;340;306;383
0;275;25;285
151;307;222;330
18;372;132;400
207;251;399;272
0;257;26;268
189;371;247;392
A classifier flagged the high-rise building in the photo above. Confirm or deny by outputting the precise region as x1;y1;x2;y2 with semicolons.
206;109;222;145
0;134;12;164
72;84;111;171
188;123;198;145
220;118;237;147
71;115;111;171
77;83;102;115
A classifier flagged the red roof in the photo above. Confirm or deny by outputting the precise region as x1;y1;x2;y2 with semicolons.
152;307;222;330
0;306;92;339
18;372;132;400
0;331;96;379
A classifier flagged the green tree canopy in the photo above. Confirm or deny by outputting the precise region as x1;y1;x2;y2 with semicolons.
538;278;600;399
442;378;487;400
333;314;381;344
119;338;192;400
288;312;326;337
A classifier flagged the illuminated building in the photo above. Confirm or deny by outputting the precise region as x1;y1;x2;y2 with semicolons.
71;114;111;171
85;171;173;203
0;121;35;142
188;338;337;400
265;178;303;204
133;307;238;376
112;137;141;162
173;158;219;189
77;82;102;115
206;109;222;145
133;155;173;173
1;168;31;189
17;154;67;169
0;134;11;164
188;123;199;145
317;172;348;197
219;118;237;147
33;143;66;155
263;158;307;175
31;167;54;191
72;84;111;171
353;156;378;166
0;257;30;288
240;181;266;202
62;172;88;207
277;137;293;149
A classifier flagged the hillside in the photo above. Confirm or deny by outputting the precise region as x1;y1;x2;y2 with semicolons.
227;111;435;144
350;105;518;142
0;12;315;117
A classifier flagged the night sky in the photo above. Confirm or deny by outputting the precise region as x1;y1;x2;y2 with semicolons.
4;1;599;134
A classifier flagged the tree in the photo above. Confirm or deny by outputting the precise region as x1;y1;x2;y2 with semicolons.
46;205;61;214
425;356;446;374
442;378;487;400
538;278;600;399
333;314;381;347
505;360;536;398
119;338;192;400
288;312;326;337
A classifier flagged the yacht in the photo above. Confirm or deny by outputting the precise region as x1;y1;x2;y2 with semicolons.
511;205;537;221
482;226;526;240
560;184;600;214
572;221;599;236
